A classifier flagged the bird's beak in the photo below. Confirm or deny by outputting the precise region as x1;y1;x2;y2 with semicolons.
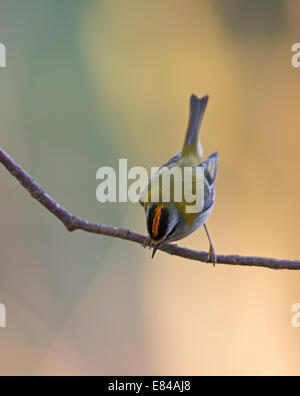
152;244;160;258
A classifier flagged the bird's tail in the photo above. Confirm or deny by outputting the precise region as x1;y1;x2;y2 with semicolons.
181;94;208;159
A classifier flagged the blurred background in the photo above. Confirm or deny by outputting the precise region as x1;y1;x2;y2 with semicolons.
0;0;300;376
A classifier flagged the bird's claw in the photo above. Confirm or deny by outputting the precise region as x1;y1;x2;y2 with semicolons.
143;236;154;249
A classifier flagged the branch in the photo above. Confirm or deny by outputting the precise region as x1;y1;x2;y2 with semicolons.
0;146;299;270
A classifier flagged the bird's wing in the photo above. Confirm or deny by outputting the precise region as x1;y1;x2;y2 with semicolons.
139;153;181;206
200;152;218;187
199;152;218;213
159;152;181;170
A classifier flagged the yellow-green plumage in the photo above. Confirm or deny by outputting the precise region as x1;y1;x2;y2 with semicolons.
140;94;218;259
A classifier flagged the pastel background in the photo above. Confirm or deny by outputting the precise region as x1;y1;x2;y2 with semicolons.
0;0;300;376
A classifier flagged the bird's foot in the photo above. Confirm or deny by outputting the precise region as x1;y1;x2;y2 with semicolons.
143;236;154;249
207;244;217;267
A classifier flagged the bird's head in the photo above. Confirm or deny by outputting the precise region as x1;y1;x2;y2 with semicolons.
146;203;179;257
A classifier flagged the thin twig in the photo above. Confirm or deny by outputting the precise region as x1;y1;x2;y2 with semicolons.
0;146;300;270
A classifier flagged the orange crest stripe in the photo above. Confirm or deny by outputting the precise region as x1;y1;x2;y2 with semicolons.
152;205;164;237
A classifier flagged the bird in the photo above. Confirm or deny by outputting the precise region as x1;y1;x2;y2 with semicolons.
139;94;218;264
